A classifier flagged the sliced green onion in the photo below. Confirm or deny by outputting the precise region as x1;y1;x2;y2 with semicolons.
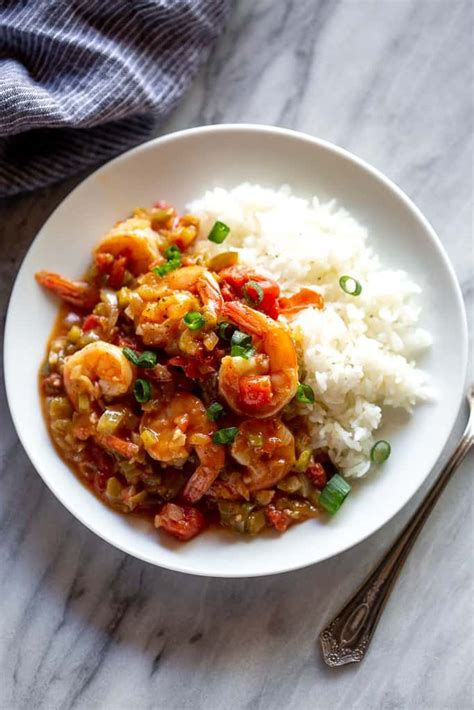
123;348;157;368
230;344;255;359
206;402;225;422
296;382;315;404
134;378;152;403
319;473;351;515
231;330;252;348
339;275;362;296
370;440;391;464
136;351;157;368
164;244;181;260
212;426;239;445
208;220;230;244
229;329;254;358
184;311;205;331
217;322;234;340
153;262;175;277
153;245;182;277
123;347;140;365
243;280;264;306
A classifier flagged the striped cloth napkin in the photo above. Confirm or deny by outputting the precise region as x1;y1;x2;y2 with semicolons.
0;0;230;197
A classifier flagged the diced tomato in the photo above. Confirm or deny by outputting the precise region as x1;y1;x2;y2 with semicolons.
219;266;281;319
265;504;292;532
306;462;327;489
83;314;102;331
239;375;273;407
279;288;324;314
154;503;205;541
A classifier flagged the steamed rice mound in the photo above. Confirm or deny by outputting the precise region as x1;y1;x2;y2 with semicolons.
189;184;430;478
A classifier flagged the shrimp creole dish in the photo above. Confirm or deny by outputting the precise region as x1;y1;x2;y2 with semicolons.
37;184;430;542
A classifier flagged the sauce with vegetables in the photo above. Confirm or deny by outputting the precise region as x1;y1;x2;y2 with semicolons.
37;203;350;543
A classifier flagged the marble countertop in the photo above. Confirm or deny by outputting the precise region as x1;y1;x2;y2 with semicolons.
0;1;472;708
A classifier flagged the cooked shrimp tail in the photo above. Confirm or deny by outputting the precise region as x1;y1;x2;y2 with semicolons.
197;270;223;325
219;301;299;417
36;271;99;309
183;442;224;503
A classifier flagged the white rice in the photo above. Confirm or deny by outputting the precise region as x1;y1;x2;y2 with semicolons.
188;184;431;478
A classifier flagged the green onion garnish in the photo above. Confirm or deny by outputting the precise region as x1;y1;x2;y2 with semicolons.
123;348;157;369
184;311;205;331
370;440;391;464
136;351;157;368
217;321;234;340
230;344;255;359
231;330;252;348
339;275;362;296
213;426;239;445
206;402;225;422
153;244;182;277
164;244;181;260
243;280;264;306
134;378;152;403
153;261;179;277
123;347;140;365
228;329;255;358
319;473;351;515
208;220;230;244
296;382;315;404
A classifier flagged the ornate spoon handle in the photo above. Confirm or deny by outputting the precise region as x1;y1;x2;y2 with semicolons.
320;386;474;667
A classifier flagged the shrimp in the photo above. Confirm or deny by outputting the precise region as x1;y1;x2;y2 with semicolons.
140;391;225;503
165;266;222;325
134;266;223;352
231;418;295;491
36;271;99;309
218;301;299;418
63;341;134;409
94;217;161;275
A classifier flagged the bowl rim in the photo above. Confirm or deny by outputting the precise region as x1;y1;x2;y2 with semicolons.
4;123;469;577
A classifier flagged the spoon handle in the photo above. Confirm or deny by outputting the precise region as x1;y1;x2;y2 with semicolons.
320;386;474;667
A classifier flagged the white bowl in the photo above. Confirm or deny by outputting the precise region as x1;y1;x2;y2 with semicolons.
4;125;468;577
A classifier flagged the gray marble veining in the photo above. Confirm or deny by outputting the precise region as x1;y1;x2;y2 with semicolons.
0;1;472;709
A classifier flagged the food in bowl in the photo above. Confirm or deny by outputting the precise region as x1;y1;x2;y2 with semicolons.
36;184;430;542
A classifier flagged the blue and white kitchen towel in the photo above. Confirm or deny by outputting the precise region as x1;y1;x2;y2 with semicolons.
0;0;230;197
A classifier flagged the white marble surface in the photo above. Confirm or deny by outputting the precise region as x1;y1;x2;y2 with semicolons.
0;1;472;708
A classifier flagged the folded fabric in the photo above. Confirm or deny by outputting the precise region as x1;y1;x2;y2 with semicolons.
0;0;230;197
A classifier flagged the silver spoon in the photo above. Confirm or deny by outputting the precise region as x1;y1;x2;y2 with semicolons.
320;385;474;667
